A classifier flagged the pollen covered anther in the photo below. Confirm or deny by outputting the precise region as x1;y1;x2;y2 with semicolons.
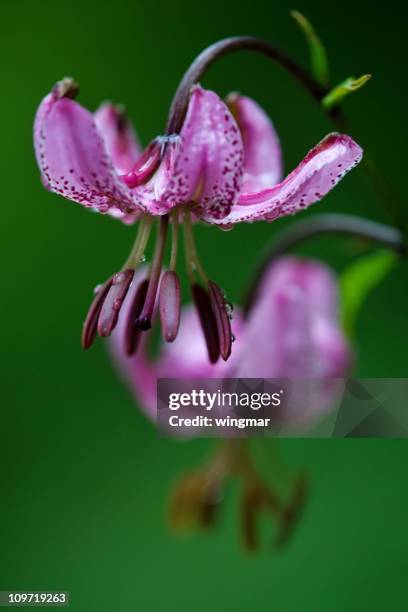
123;278;149;356
207;280;233;361
81;276;114;349
97;269;134;337
191;284;220;364
159;271;181;342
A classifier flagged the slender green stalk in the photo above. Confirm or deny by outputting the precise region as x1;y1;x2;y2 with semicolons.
123;216;153;269
183;209;208;283
169;210;179;271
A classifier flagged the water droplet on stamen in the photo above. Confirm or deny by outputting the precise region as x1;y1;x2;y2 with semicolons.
225;302;234;315
93;284;102;295
139;254;147;263
113;272;125;285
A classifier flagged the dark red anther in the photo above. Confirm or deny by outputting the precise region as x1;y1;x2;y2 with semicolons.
207;280;232;361
137;316;152;331
191;284;220;364
81;276;114;350
122;138;162;188
136;216;169;331
97;269;134;338
123;278;149;355
159;271;181;342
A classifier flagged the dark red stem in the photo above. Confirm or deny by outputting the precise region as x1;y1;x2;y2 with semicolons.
165;36;329;135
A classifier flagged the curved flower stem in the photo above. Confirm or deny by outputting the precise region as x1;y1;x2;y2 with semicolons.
165;36;328;135
244;213;406;315
165;37;405;237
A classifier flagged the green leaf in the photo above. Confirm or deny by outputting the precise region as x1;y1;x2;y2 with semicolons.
290;9;329;86
340;250;397;337
322;74;372;109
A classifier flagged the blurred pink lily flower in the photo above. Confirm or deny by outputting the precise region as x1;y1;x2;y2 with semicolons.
34;77;361;360
111;257;351;427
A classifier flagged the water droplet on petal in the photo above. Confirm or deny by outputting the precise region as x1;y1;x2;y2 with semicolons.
219;223;234;232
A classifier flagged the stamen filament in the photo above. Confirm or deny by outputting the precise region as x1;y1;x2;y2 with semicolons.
169;210;179;271
183;208;208;283
123;216;153;269
137;215;169;330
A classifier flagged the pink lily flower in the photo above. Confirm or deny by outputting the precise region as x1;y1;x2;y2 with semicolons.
110;257;351;428
34;77;362;360
35;79;362;224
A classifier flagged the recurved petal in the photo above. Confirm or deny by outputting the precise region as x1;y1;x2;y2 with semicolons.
159;86;244;221
34;86;142;215
227;93;283;191
211;133;362;224
94;102;141;174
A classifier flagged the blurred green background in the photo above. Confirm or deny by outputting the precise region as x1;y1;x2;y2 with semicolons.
1;0;407;610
